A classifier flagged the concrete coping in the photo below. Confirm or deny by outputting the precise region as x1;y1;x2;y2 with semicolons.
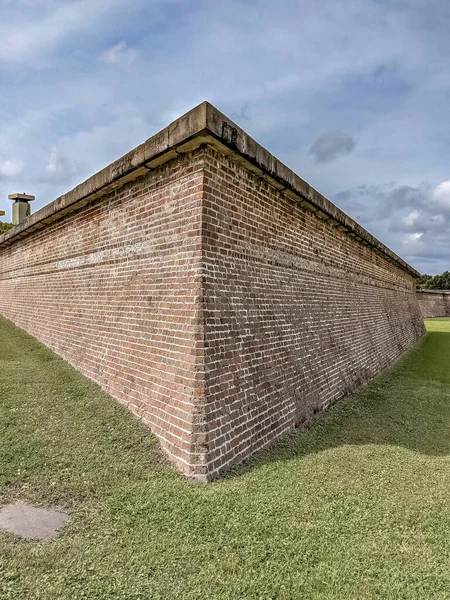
8;193;35;202
416;289;450;294
0;101;419;277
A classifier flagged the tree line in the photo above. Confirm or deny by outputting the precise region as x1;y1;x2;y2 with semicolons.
417;271;450;290
0;222;14;235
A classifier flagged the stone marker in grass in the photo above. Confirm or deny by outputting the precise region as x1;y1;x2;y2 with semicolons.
0;502;69;540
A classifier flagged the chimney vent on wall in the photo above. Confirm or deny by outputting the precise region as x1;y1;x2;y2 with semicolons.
8;193;35;225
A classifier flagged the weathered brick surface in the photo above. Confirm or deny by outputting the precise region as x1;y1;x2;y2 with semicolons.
0;104;426;480
201;147;425;478
417;290;450;317
0;149;208;477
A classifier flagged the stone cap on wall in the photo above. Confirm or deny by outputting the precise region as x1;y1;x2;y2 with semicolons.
0;101;419;277
416;289;450;294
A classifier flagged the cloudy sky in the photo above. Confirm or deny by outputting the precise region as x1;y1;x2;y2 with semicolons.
1;0;449;274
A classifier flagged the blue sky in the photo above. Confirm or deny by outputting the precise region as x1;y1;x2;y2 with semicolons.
1;0;449;274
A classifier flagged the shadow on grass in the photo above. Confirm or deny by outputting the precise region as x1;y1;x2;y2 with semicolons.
227;325;450;479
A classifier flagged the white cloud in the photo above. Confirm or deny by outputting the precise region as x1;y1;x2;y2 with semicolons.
432;180;450;210
44;148;79;184
409;232;423;241
402;232;424;249
101;41;139;68
0;160;23;178
402;209;421;227
45;148;63;175
430;214;446;226
0;0;128;66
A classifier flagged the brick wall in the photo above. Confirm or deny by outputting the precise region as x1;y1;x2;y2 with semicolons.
0;149;208;477
202;147;425;478
417;290;450;317
0;102;426;480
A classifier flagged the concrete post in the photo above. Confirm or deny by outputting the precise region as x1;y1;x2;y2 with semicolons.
8;193;35;225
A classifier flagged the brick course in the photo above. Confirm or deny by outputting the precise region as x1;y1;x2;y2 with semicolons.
0;102;425;480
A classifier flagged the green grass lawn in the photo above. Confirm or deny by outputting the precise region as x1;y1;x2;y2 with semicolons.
1;317;450;599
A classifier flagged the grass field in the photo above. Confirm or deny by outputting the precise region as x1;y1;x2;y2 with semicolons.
1;316;450;599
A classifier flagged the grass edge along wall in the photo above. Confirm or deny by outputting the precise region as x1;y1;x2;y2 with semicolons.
0;102;426;481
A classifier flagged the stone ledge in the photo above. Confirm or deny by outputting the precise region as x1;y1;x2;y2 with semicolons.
417;289;450;294
0;101;419;277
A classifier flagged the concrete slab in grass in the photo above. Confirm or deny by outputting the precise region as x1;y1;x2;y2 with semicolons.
0;502;69;540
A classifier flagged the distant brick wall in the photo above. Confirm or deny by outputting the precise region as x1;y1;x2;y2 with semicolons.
417;290;450;317
0;102;426;480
